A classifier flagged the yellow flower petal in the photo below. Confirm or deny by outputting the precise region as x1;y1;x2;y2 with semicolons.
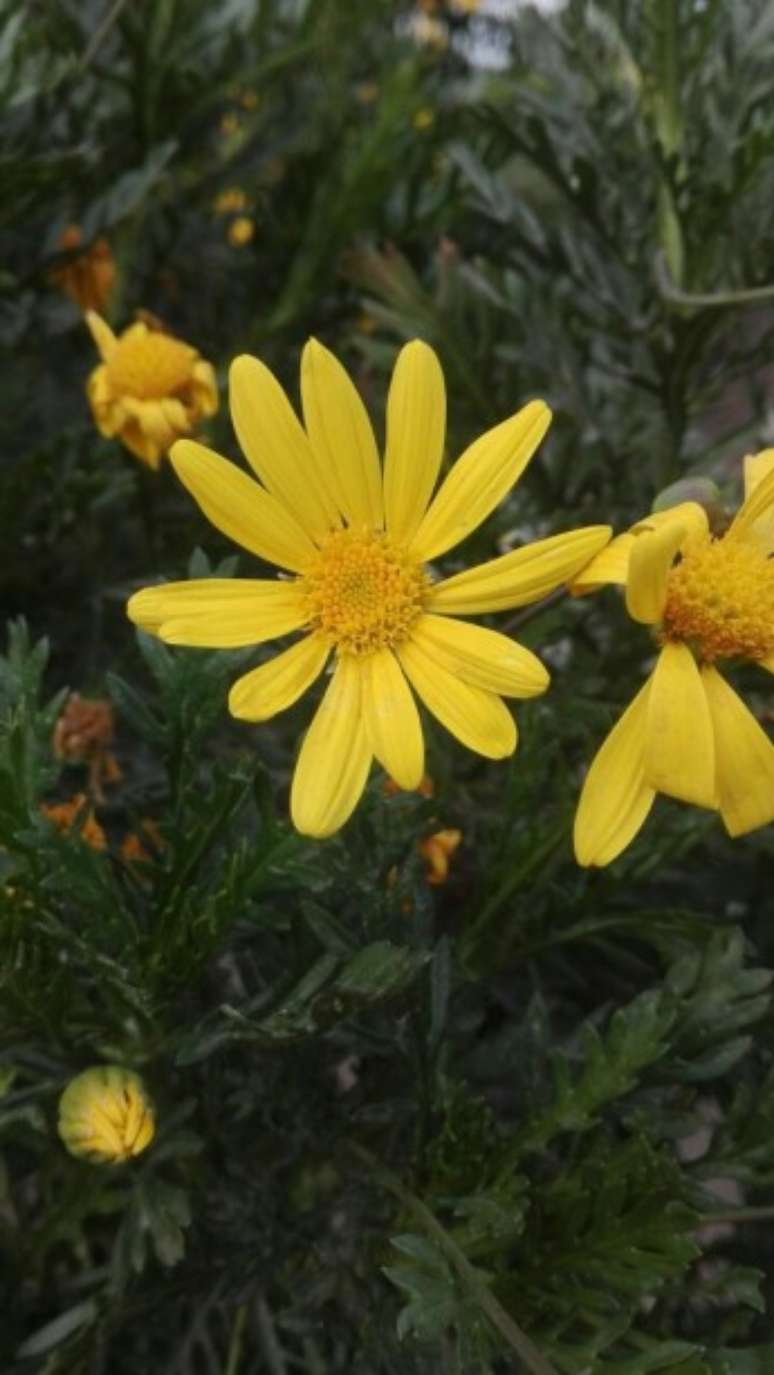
744;449;774;500
633;501;709;544
361;649;424;789
408;400;551;562
127;579;306;647
727;461;774;549
644;643;716;806
569;532;635;594
398;637;516;758
428;525;612;615
701;665;774;836
383;340;446;545
171;440;317;573
574;680;656;867
228;635;329;721
85;310;117;362
229;354;340;540
290;656;372;838
412;613;548;698
625;521;685;625
300;338;383;530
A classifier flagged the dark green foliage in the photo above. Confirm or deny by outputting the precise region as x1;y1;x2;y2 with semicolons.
4;1;774;1371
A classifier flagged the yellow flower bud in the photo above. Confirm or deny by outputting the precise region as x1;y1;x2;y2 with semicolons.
58;1066;155;1165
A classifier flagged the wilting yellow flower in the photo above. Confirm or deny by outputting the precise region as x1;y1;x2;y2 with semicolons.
573;452;774;866
128;340;610;838
419;828;462;884
85;312;218;470
58;1066;155;1164
40;794;107;851
228;215;255;247
50;224;116;313
213;186;248;215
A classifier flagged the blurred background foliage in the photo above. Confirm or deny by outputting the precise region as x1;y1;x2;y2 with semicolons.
4;0;774;1370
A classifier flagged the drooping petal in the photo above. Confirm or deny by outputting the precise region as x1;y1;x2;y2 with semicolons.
383;340;446;545
412;614;548;698
408;400;551;562
701;665;774;836
644;643;715;806
229;634;329;721
361;649;424;790
633;501;709;544
290;656;372;838
625;521;685;625
428;525;612;615
171;440;317;573
569;532;636;594
574;679;656;867
85;310;117;362
229;354;340;540
127;579;307;647
300;338;384;530
398;638;516;758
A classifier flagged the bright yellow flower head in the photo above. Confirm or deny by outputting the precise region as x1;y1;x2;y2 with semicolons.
573;452;774;866
227;215;255;247
58;1065;155;1165
127;339;610;838
85;312;218;470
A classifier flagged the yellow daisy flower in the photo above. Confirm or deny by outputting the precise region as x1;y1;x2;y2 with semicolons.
85;312;218;470
127;340;611;838
58;1065;155;1164
573;452;774;866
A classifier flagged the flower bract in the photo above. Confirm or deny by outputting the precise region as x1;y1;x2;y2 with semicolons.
58;1065;155;1164
573;451;774;866
128;338;611;838
85;311;218;469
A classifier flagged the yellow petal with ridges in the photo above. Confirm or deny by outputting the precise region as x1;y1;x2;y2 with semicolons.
701;666;774;836
625;521;684;624
230;354;340;540
412;614;548;698
398;638;516;758
300;338;383;530
574;679;656;867
383;340;446;544
408;400;551;562
290;656;372;838
570;532;635;594
428;525;612;615
727;462;774;549
645;643;715;806
229;634;329;721
361;649;424;790
127;579;307;647
744;449;774;499
171;440;317;573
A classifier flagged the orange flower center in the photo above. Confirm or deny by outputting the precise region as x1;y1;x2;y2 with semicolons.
662;536;774;662
298;529;428;655
107;328;196;400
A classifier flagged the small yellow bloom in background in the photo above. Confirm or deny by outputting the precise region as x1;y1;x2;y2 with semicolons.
572;451;774;866
413;107;436;132
85;312;218;470
239;89;260;110
128;338;610;839
40;794;106;851
213;186;248;215
227;215;255;247
219;111;241;137
58;1066;155;1164
50;224;116;314
419;828;462;885
355;81;380;105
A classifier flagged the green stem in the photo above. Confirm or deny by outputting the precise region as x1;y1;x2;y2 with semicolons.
224;1303;248;1375
655;252;774;310
347;1140;558;1375
699;1204;774;1225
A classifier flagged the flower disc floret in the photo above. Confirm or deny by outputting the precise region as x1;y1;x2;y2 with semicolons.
663;537;774;663
299;528;429;655
106;329;197;400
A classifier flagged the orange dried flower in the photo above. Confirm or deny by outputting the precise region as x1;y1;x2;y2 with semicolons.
120;819;163;864
50;225;116;314
52;693;121;799
418;828;462;885
40;794;107;851
384;773;435;799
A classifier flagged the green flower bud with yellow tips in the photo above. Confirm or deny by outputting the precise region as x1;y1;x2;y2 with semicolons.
57;1066;155;1165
